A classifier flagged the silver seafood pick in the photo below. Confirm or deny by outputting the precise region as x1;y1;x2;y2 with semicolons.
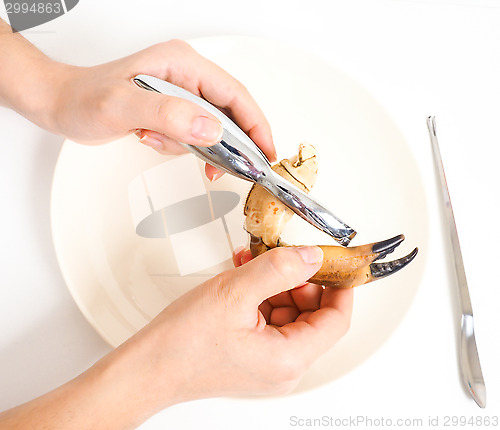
133;74;357;246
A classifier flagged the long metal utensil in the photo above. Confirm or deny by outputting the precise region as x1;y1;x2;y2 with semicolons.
427;116;486;408
133;74;356;246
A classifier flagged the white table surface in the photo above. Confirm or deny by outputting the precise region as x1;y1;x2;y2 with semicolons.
1;0;499;428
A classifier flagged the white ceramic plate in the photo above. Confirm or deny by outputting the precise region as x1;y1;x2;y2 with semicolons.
51;36;428;393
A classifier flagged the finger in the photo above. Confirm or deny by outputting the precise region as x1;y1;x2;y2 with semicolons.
290;283;323;312
232;246;246;268
295;311;313;322
275;289;353;360
302;288;353;337
269;306;300;326
320;287;354;317
143;40;276;162
240;250;253;265
205;164;225;181
232;246;323;306
267;291;296;308
276;310;350;362
135;129;188;155
125;87;223;147
232;248;253;268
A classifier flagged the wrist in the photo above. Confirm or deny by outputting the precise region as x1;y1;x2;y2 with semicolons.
83;331;185;427
15;59;74;133
0;53;70;133
0;329;183;430
0;21;62;129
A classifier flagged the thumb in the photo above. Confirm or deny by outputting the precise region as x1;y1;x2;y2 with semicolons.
234;246;324;306
130;87;223;146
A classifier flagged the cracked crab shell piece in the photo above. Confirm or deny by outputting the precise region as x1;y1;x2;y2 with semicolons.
244;143;318;248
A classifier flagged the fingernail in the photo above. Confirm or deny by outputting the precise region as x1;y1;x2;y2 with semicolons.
191;116;223;143
140;135;163;150
134;129;143;138
209;171;224;182
296;246;324;264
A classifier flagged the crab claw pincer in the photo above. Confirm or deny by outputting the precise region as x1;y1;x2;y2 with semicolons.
309;234;418;288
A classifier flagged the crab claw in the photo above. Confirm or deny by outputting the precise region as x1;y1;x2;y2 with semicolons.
308;234;418;288
249;234;418;289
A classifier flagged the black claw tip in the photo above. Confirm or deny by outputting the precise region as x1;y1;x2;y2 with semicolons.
371;234;405;258
370;247;418;279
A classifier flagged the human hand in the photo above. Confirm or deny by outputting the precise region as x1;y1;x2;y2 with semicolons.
17;38;276;180
0;245;353;430
100;245;353;423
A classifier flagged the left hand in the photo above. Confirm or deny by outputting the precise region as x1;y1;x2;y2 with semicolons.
24;39;276;180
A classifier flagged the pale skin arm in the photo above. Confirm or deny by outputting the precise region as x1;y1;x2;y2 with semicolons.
0;18;354;429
